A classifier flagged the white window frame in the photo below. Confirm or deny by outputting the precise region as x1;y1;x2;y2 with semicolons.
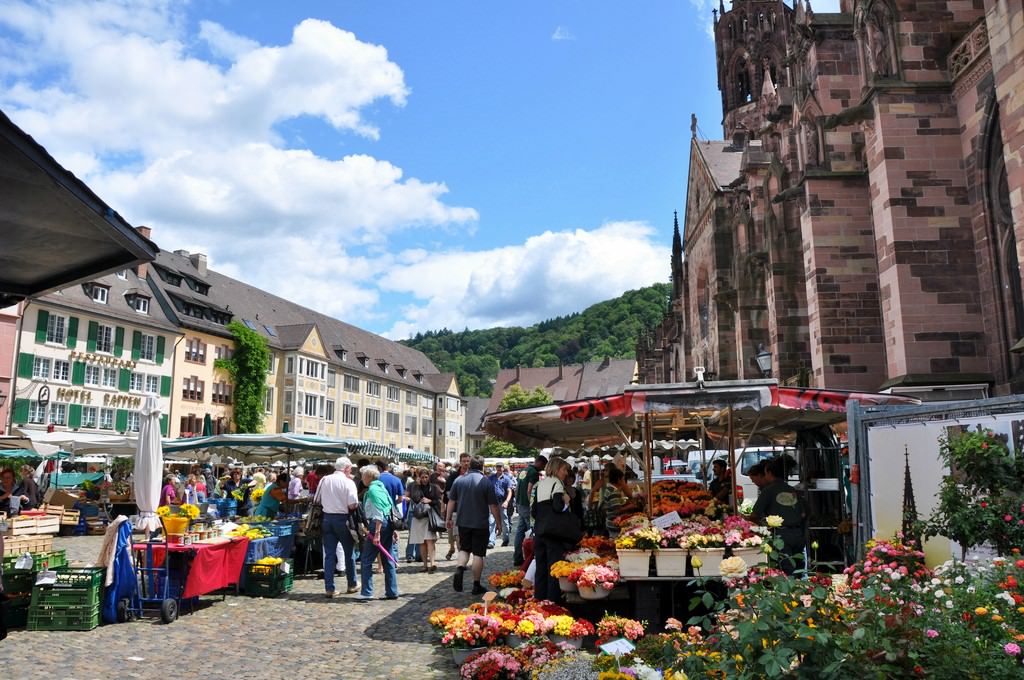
325;399;335;423
140;334;156;361
134;297;150;314
32;356;51;379
52;359;69;382
46;314;66;344
344;374;359;392
99;408;114;430
91;285;109;304
126;412;140;432
284;390;294;416
422;418;432;436
405;391;416;406
386;411;400;433
304;394;319;418
130;372;144;392
386;385;400;402
28;401;46;424
96;324;114;353
49;403;67;426
342;403;359;426
85;365;101;386
286;356;295;374
328;368;337;388
366;380;381;398
82;406;98;428
405;414;416;434
145;374;160;394
102;367;118;388
365;408;380;429
265;387;275;414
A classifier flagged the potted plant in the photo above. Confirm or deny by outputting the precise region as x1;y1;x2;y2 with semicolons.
615;525;662;577
722;514;769;564
684;523;728;575
458;646;527;680
550;560;580;592
595;614;645;647
545;614;594;649
655;522;698;576
571;563;620;600
441;613;502;665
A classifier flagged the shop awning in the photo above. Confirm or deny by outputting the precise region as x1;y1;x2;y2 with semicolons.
483;380;921;448
15;428;139;457
51;471;105;488
396;447;435;464
0;109;158;307
162;433;395;464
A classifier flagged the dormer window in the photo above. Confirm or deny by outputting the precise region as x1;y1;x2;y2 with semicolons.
413;372;423;384
356;353;368;367
88;284;109;304
126;293;150;314
396;366;407;378
116;270;127;280
338;349;348;362
378;360;389;374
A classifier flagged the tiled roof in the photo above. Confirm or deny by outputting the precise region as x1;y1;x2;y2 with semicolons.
421;372;459;396
486;358;638;415
696;140;744;188
39;267;178;332
465;397;490;436
145;249;440;384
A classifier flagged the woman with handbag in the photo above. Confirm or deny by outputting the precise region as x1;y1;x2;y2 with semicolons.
357;465;400;600
532;458;582;602
407;467;443;573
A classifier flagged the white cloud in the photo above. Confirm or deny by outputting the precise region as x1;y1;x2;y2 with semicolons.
0;0;477;327
198;20;258;60
551;26;575;41
381;221;670;339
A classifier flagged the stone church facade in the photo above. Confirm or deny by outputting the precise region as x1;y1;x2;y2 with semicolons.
637;0;1024;398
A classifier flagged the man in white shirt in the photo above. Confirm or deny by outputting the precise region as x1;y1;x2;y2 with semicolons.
316;456;360;597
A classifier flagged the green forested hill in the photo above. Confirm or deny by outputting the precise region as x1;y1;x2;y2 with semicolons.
401;283;671;397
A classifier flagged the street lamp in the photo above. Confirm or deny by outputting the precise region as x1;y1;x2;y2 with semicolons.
755;344;773;378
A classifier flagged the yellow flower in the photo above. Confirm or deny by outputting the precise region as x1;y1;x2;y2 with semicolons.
975;607;988;616
156;506;171;517
993;615;1004;622
691;556;703;570
766;515;784;528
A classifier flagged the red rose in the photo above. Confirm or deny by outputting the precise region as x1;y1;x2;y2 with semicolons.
981;502;989;508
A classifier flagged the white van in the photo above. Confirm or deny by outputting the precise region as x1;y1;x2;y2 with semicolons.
688;446;797;503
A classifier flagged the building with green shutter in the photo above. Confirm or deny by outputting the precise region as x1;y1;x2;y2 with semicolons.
8;264;180;438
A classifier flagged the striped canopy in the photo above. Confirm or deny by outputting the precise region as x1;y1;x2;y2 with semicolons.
396;447;435;464
163;433;394;464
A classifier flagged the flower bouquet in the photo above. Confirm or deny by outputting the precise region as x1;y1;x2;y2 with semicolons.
579;536;617;556
596;614;646;644
546;614;594;648
459;647;527;679
429;607;464;634
250;486;265;503
442;613;502;664
489;569;526;589
616;526;662;577
550;560;580;592
571;563;620;600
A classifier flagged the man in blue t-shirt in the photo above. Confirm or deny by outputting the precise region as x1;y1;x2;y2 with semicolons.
488;463;515;548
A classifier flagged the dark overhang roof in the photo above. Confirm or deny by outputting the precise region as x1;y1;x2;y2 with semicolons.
0;109;157;307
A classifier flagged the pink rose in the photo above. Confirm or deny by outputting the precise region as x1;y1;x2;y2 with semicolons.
1006;515;1014;522
926;629;939;638
1004;642;1021;656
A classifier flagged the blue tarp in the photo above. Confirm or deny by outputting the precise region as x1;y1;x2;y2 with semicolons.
102;521;137;624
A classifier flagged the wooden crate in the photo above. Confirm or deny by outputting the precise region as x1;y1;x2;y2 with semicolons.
3;535;53;556
60;509;80;526
34;515;60;535
5;516;39;536
41;504;64;520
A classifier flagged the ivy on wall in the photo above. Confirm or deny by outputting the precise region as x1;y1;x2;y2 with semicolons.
215;320;270;433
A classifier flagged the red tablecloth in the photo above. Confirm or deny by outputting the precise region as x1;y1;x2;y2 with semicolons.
132;538;250;598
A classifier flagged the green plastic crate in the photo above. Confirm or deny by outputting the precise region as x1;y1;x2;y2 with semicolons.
2;569;37;595
2;549;66;573
243;560;294;597
30;585;100;609
50;566;103;589
27;603;100;631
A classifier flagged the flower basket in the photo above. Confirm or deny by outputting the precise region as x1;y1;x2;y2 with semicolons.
558;576;578;593
577;584;612;601
655;548;688;577
452;647;488;666
616;549;652;578
161;516;189;535
691;548;726;576
728;546;762;565
549;634;583;649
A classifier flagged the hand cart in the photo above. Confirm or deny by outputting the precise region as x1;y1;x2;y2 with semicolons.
120;535;197;624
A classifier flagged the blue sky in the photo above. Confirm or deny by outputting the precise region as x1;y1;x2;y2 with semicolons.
0;1;836;338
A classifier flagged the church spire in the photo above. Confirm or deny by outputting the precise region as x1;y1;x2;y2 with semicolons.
672;211;682;258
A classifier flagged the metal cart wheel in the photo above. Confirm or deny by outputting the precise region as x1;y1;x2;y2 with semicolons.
159;597;178;624
116;597;133;623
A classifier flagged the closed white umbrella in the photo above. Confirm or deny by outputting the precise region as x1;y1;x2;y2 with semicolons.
134;395;162;535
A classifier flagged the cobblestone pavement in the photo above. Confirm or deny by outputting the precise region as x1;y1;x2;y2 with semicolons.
0;533;515;680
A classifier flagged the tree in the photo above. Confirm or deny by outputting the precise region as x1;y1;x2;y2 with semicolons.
498;384;554;411
215;320;270;433
478;437;520;458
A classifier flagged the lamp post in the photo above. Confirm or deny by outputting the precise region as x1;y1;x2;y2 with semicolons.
755;344;773;378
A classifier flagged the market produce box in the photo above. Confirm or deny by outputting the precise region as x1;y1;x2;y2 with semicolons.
30;566;103;610
1;549;67;573
60;508;80;526
33;515;60;535
243;558;294;597
42;488;80;509
27;603;100;631
2;535;53;555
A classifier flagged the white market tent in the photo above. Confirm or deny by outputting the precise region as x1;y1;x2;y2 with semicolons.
14;428;139;457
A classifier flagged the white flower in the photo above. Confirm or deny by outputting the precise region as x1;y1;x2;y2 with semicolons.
931;578;942;586
766;515;784;528
954;576;965;585
946;600;954;609
967;586;976;594
739;499;755;515
720;556;749;578
934;589;945;598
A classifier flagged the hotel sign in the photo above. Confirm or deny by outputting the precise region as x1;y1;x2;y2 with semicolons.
55;388;142;409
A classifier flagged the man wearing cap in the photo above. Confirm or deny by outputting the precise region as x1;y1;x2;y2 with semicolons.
513;454;548;566
315;457;360;597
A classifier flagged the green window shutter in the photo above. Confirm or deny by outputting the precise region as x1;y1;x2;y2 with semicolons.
156;336;166;365
34;309;49;344
71;361;86;386
115;409;128;433
131;330;142;361
17;353;34;379
114;327;125;357
66;316;79;348
87;321;98;352
160;376;172;398
118;368;131;392
160;414;169;437
13;398;29;424
68;404;82;429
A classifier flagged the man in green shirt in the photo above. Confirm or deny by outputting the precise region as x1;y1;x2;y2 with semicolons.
751;458;805;574
512;454;547;566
